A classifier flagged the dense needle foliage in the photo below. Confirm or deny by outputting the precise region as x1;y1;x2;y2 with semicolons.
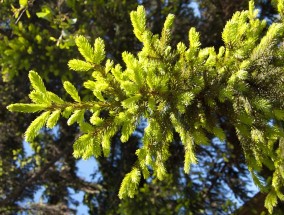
6;1;284;213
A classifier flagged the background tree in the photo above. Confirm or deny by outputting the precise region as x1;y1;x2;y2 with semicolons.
1;0;283;214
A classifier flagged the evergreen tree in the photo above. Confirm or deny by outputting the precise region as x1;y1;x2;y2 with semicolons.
7;1;284;214
2;0;284;214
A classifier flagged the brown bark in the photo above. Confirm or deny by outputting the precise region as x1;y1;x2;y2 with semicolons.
234;192;267;215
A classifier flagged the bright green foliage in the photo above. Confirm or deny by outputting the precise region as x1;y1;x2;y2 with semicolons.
7;1;284;212
7;103;48;113
74;36;105;64
67;110;84;126
119;168;141;199
25;111;50;142
75;35;96;63
93;38;106;64
19;0;28;7
63;81;81;102
46;110;61;128
265;190;278;214
130;6;146;42
68;59;93;72
29;70;47;94
276;0;284;18
73;133;102;159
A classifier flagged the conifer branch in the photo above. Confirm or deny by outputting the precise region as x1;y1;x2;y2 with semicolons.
6;1;284;211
